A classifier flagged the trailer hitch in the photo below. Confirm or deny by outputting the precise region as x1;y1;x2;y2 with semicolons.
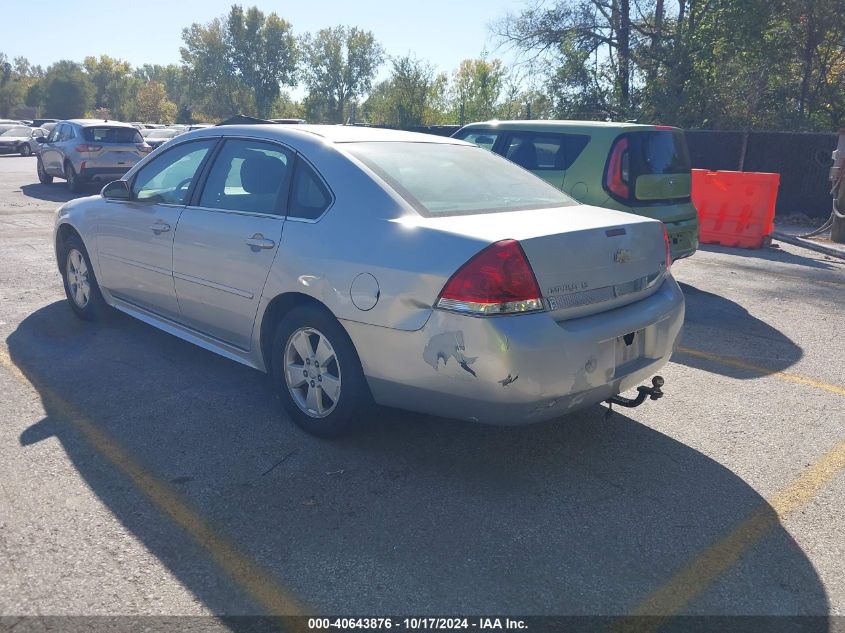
606;375;664;409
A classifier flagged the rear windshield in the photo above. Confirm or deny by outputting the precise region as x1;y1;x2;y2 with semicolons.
629;130;690;175
82;127;143;144
345;142;575;217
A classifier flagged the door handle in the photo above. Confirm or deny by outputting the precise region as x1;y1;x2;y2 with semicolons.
245;234;275;251
150;222;170;234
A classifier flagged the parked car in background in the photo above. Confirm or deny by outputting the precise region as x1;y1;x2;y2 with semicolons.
142;127;182;149
0;125;41;156
0;119;24;125
40;122;57;134
53;124;683;437
453;121;699;260
30;118;59;128
27;128;49;155
187;123;213;131
36;119;151;192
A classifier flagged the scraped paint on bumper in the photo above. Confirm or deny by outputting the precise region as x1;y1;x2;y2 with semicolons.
343;276;685;425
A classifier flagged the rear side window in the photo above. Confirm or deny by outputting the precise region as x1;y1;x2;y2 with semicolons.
288;161;331;220
503;133;590;171
83;127;143;144
199;139;293;214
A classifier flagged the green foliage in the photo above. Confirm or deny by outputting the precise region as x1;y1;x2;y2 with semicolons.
496;0;845;130
227;5;298;118
181;16;254;119
135;82;178;123
451;57;506;124
6;2;843;130
300;26;384;123
82;55;140;120
362;55;447;126
41;61;95;119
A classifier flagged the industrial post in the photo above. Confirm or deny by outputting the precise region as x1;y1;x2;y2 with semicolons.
831;129;845;243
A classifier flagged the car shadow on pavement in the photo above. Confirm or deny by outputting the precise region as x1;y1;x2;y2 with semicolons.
698;243;839;271
18;182;83;204
675;282;803;377
7;301;829;624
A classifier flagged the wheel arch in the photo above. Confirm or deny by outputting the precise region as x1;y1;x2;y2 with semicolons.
54;222;85;269
259;292;332;372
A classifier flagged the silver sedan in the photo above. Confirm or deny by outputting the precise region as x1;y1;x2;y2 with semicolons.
53;125;684;437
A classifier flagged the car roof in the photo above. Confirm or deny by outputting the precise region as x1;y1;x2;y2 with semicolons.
186;123;468;147
64;119;137;128
458;119;671;132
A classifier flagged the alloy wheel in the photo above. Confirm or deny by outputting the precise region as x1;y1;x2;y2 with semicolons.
66;249;91;309
284;327;342;418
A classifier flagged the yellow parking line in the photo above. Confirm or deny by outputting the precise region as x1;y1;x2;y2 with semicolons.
677;346;845;397
619;440;845;631
0;346;308;621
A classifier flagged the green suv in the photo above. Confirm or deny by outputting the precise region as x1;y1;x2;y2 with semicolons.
452;120;699;260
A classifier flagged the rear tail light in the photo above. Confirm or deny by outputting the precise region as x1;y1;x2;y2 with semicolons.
137;143;152;153
662;225;672;270
436;239;544;315
74;144;102;153
605;137;630;200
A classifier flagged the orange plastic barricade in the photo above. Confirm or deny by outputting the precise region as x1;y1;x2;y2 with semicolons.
691;169;780;249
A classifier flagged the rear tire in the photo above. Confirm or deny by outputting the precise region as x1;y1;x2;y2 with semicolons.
19;144;32;157
271;305;371;438
65;162;84;193
37;157;53;184
60;234;108;321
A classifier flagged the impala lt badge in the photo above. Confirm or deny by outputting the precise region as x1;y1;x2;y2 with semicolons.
614;248;632;264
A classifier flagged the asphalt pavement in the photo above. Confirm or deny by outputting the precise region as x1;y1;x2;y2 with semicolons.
0;154;842;626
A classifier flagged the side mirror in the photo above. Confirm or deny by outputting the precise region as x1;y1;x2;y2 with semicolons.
34;136;46;143
101;180;130;200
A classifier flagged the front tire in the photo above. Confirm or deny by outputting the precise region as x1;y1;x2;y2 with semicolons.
65;162;84;193
20;144;32;157
271;305;371;438
37;157;53;184
60;235;108;321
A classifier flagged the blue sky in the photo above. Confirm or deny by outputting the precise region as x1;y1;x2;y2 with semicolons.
1;0;525;82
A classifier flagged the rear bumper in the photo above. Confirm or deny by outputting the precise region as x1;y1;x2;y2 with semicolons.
665;215;699;260
343;276;685;425
77;166;132;181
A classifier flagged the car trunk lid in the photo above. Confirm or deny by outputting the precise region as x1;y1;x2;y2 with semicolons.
413;204;669;320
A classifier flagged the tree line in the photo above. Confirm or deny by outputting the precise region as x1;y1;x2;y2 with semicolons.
1;1;843;130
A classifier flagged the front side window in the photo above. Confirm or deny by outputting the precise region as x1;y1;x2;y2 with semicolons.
131;139;216;205
288;161;331;220
199;139;293;214
59;125;75;142
346;142;574;217
454;129;500;151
